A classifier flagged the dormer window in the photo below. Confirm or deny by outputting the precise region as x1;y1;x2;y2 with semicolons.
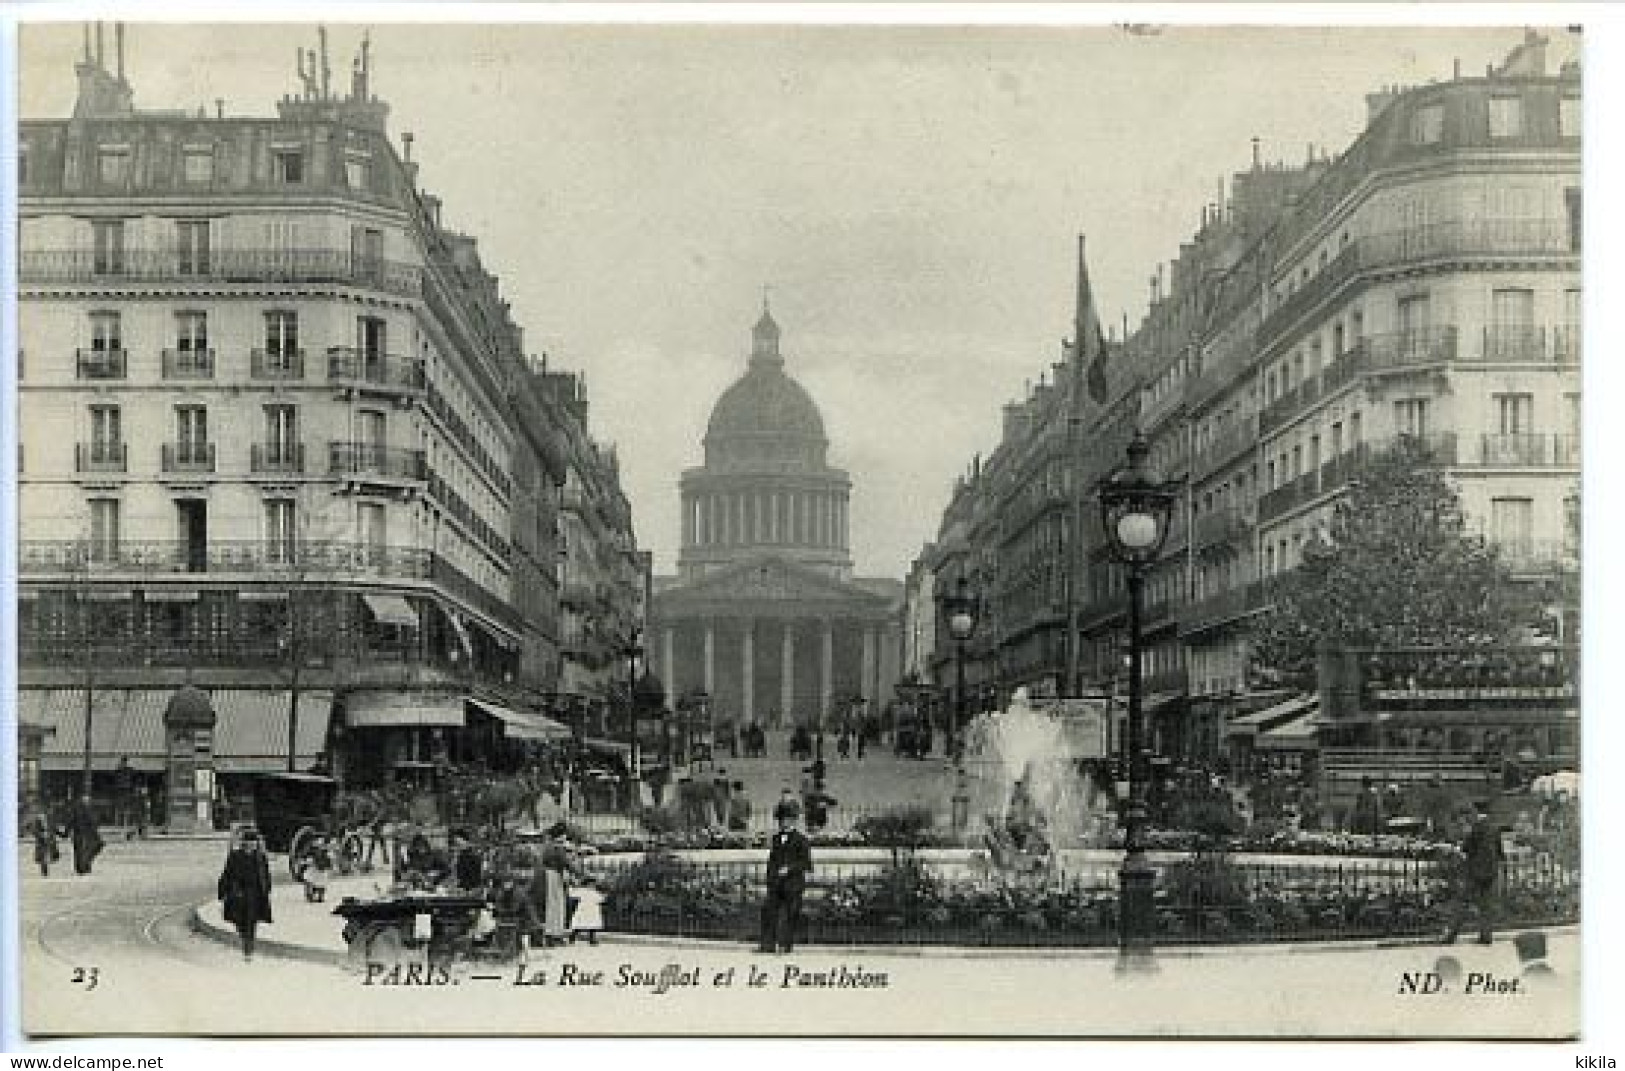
273;149;305;184
182;148;215;184
98;147;131;185
1559;95;1580;138
1410;104;1444;145
1489;95;1523;138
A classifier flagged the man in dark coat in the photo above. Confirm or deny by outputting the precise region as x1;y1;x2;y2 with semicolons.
757;798;813;954
1444;801;1504;945
218;826;274;960
65;795;103;876
28;808;59;877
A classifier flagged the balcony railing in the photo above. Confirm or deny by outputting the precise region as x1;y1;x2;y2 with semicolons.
1193;505;1252;551
1193;420;1257;480
251;347;305;380
250;442;307;474
1475;433;1557;468
1494;538;1580;573
1179;582;1268;636
1364;327;1459;374
19;248;424;299
161;442;216;473
18;539;434;580
76;348;127;380
1481;325;1547;364
1261;220;1576;343
75;442;127;473
161;348;215;379
329;442;427;482
327;347;425;393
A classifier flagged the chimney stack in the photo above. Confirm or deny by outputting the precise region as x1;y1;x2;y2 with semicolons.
114;23;124;80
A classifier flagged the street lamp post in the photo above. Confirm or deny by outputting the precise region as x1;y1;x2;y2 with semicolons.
1098;430;1178;972
624;627;644;815
938;576;979;760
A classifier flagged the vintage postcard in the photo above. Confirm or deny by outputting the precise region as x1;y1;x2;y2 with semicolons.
9;14;1584;1040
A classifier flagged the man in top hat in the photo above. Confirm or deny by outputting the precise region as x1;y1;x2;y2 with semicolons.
757;796;813;954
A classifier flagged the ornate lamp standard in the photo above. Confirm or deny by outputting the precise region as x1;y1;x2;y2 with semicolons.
938;575;980;759
1097;431;1178;971
623;626;644;815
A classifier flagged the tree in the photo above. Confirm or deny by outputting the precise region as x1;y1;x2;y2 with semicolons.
1249;437;1542;688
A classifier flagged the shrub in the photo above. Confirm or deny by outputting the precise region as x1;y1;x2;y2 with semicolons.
854;806;938;851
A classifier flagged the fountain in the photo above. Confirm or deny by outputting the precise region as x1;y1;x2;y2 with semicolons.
960;687;1115;885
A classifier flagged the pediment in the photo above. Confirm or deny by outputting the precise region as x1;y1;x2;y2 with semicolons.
659;557;887;608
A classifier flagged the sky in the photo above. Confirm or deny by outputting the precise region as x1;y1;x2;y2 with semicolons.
17;17;1584;579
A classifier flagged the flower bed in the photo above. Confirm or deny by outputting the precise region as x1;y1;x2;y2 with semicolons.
598;849;1577;948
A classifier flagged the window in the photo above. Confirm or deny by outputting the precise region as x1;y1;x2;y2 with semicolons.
1565;188;1581;253
1397;293;1432;358
1495;393;1534;435
18;147;29;185
98;148;131;185
89;311;121;352
1350;307;1364;342
176;405;209;463
1350;411;1363;448
1491;497;1534;559
1411;104;1444;145
265;404;298;462
182;149;214;183
1291;445;1303;479
173;312;210;375
1489;96;1523;138
357;316;387;364
1309;434;1321;471
265;499;298;564
1395;398;1431;438
1331;422;1344;456
360;503;388;564
273;150;305;184
92;220;125;274
344;156;370;189
89;405;122;462
264;310;299;363
351;226;384;283
89;498;121;562
176;220;211;275
1559;95;1581;138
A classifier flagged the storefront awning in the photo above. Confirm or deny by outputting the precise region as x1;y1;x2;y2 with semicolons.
26;688;333;773
211;690;334;773
363;592;419;628
1227;694;1317;738
1255;713;1321;751
346;690;466;728
28;689;169;772
467;698;572;742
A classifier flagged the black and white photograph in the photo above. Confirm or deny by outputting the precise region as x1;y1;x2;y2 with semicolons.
4;10;1597;1044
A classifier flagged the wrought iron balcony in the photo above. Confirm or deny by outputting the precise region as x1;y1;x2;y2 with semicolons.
250;442;306;474
1495;538;1580;573
1179;581;1268;637
75;348;127;380
75;442;127;473
250;347;305;380
1480;326;1549;364
327;347;425;393
19;248;424;299
328;442;427;483
1553;325;1581;365
17;539;434;580
1477;433;1553;467
161;348;216;379
1364;327;1459;374
1193;505;1252;551
161;441;216;473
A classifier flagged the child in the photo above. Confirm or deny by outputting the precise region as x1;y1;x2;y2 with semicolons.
300;834;333;903
570;876;606;946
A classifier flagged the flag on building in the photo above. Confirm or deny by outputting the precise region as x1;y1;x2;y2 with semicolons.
1071;234;1110;406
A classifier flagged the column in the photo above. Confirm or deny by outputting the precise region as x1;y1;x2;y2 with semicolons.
704;495;716;546
741;618;755;722
781;621;796;724
820;619;834;723
680;495;692;546
861;626;877;707
662;627;676;709
703;622;716;697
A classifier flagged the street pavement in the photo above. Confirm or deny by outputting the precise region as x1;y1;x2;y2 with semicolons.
17;834;1579;1039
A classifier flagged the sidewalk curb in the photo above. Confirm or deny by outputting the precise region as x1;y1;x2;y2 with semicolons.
188;903;348;968
187;891;1580;966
